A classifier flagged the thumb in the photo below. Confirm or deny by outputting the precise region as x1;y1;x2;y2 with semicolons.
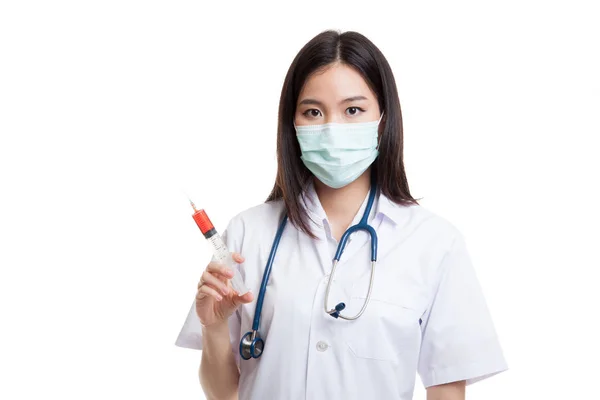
231;252;245;264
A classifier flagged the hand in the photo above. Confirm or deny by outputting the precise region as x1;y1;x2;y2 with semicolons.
195;252;254;327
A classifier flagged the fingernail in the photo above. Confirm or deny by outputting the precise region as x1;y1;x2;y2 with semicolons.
216;295;223;301
222;288;230;295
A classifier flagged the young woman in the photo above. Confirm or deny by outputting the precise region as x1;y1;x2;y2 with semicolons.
176;30;507;400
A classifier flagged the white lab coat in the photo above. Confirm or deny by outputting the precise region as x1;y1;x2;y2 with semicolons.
175;182;507;399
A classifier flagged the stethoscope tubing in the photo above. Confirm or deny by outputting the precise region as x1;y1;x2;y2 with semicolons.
240;182;378;359
326;183;378;319
251;214;288;331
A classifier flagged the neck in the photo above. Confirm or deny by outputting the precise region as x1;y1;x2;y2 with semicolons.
314;169;371;236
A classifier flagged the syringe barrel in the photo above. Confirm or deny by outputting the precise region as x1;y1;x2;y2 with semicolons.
205;231;249;295
191;208;249;295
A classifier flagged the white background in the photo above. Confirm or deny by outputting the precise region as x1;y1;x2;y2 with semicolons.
1;1;599;399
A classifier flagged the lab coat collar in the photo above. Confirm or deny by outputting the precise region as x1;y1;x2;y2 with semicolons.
300;179;409;229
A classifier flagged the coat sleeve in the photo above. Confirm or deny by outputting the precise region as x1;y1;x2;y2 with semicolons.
418;232;508;388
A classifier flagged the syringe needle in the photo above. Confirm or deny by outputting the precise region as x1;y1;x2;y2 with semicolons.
181;188;198;211
189;198;198;212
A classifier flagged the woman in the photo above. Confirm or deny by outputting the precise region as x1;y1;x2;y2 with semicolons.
176;30;507;400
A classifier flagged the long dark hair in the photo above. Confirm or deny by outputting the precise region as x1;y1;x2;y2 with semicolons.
267;30;419;238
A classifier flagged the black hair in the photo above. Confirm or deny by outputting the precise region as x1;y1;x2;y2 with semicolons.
267;30;419;238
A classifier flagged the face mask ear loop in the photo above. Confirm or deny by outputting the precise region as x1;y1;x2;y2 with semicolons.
376;111;385;149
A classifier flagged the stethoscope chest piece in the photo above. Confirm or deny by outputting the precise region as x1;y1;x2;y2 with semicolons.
240;330;264;360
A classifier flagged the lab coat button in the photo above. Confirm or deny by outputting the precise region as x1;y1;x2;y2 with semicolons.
316;341;329;352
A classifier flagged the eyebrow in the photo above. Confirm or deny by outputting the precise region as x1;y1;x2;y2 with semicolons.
298;95;369;106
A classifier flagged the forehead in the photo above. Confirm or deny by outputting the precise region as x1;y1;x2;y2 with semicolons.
298;63;375;102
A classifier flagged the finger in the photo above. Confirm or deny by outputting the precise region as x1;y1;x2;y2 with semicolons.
201;271;230;296
234;290;254;304
206;262;235;279
231;252;245;263
197;284;223;302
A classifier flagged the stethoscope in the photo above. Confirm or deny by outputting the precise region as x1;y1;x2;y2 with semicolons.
239;182;379;360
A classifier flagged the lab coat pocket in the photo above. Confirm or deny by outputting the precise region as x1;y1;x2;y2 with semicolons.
342;292;422;363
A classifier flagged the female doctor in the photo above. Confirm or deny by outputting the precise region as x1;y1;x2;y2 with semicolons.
176;30;507;400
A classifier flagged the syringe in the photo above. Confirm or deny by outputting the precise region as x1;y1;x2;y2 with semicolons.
188;199;249;296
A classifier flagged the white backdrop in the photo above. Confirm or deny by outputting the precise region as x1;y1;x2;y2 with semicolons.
1;1;599;399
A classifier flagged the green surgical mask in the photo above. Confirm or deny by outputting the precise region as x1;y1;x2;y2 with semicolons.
294;112;384;189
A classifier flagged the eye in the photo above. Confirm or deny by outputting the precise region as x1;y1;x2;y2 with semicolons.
346;107;365;116
302;109;322;118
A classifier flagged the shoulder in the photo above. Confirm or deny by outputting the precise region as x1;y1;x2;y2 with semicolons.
385;199;465;253
406;204;476;281
413;204;464;240
389;203;474;288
